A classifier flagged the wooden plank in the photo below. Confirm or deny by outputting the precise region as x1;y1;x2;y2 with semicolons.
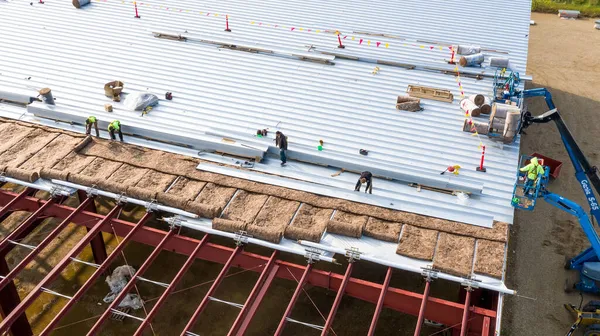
407;85;454;103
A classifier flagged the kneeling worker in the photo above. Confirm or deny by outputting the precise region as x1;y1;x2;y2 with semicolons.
108;120;123;142
85;116;100;137
354;171;373;194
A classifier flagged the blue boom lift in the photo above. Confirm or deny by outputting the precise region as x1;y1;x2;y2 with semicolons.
513;87;600;291
510;88;600;335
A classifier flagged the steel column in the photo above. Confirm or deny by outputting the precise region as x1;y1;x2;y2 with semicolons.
86;229;176;335
460;289;472;336
40;211;152;335
0;204;122;335
0;197;55;253
134;234;210;336
0;254;33;336
274;263;313;336
0;190;498;335
0;187;33;219
228;250;278;336
0;197;93;292
413;279;432;336
234;264;279;336
367;267;392;336
321;262;354;336
180;245;243;336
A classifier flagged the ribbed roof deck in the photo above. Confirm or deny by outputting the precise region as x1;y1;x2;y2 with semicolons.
0;0;532;225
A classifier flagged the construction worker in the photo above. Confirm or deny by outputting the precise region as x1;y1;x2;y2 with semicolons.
85;116;99;137
275;131;288;166
108;120;123;142
520;157;544;194
354;171;373;194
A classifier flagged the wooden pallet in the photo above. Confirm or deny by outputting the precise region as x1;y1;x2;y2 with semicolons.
407;85;454;103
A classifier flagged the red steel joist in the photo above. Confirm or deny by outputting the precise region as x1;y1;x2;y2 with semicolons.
0;189;497;335
367;266;392;336
87;229;176;335
181;245;243;336
134;234;210;336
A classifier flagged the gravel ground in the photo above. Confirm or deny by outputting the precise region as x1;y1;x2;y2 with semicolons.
503;13;600;336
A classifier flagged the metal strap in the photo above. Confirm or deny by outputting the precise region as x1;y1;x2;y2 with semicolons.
185;331;202;336
285;317;324;331
137;276;169;288
7;240;36;250
208;296;244;309
70;257;100;268
110;308;145;322
40;288;73;300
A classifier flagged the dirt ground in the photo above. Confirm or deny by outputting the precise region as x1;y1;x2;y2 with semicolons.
502;13;600;336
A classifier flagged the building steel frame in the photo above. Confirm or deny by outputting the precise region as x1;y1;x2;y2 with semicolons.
0;188;498;336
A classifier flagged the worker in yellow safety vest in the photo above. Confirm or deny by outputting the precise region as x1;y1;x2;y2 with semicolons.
519;157;545;194
108;120;123;142
85;116;99;137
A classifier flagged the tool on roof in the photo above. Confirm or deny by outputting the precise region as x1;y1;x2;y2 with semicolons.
407;85;453;103
331;168;344;177
225;15;232;32
165;92;172;100
359;149;368;156
371;66;380;74
440;165;461;175
317;140;323;151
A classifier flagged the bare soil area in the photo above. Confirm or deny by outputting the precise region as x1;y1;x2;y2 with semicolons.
503;13;600;336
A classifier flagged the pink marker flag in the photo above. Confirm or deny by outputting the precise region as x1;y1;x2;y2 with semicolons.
206;13;210;16
343;36;347;39
291;27;295;31
274;25;278;27
308;29;311;32
376;42;381;47
430;46;434;49
359;39;363;44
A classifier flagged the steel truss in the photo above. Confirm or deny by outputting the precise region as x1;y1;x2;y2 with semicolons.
0;188;497;336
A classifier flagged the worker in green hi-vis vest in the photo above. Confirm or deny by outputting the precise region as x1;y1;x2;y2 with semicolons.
108;120;123;142
85;116;99;137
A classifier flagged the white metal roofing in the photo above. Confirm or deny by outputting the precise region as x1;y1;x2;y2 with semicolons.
0;0;532;226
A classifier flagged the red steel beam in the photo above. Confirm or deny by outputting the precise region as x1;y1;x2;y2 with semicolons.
367;266;392;336
273;263;313;336
0;190;496;334
77;191;108;266
86;229;176;335
234;264;280;336
481;316;490;336
180;245;243;336
0;187;33;219
413;279;432;336
0;197;55;253
39;211;153;336
460;289;472;336
0;197;93;292
227;250;278;336
0;203;122;335
133;234;210;336
321;262;354;336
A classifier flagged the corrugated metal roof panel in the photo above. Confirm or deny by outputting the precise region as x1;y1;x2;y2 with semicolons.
0;0;532;225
